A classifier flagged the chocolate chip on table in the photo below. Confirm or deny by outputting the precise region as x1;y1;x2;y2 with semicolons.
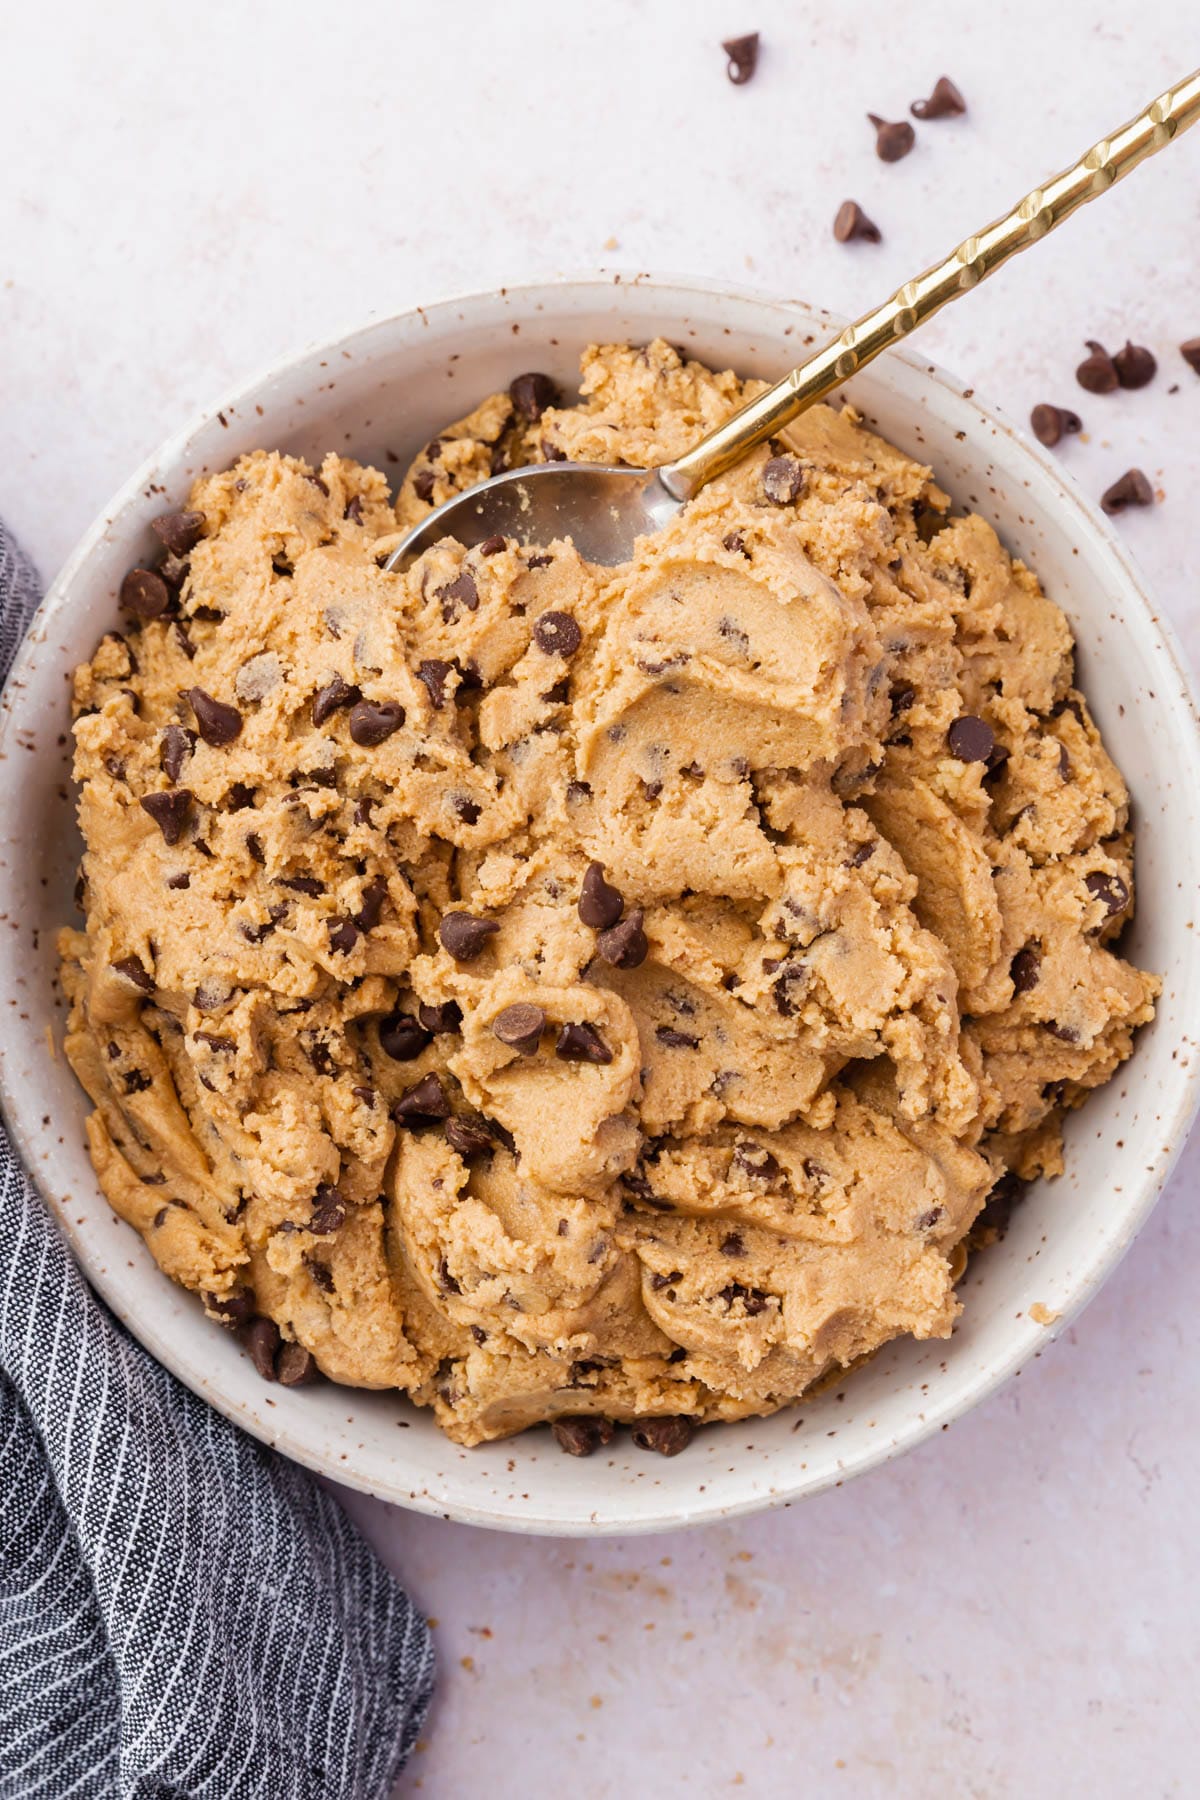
392;1072;452;1125
911;76;966;119
868;113;915;161
1030;404;1082;448
1181;338;1200;375
276;1342;320;1387
418;1000;463;1034
509;371;560;422
312;673;361;725
240;1316;281;1382
492;1002;546;1053
578;861;623;929
112;955;154;994
656;1024;699;1050
947;714;995;763
720;31;759;85
833;200;881;244
1084;870;1130;916
120;567;170;619
1010;945;1042;994
1112;341;1157;389
186;687;242;746
1076;341;1119;394
151;510;205;556
761;455;805;504
328;917;359;954
556;1022;614;1065
139;788;193;845
310;1184;346;1234
533;611;583;658
439;911;499;961
631;1416;694;1457
445;1116;497;1158
597;908;648;969
417;659;454;709
348;699;404;745
1100;468;1154;514
552;1415;616;1458
379;1011;433;1061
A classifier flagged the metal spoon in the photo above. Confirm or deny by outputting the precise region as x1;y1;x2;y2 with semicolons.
386;72;1200;573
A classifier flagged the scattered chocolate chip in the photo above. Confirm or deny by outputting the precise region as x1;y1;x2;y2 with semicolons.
1100;468;1154;514
312;673;361;725
439;911;499;961
631;1416;694;1457
348;700;404;745
417;659;454;709
553;1415;616;1457
112;955;154;994
721;31;759;84
328;917;359;954
277;1342;320;1386
1181;338;1200;375
534;610;583;658
240;1316;281;1382
1084;870;1129;916
833;199;881;244
418;1000;463;1035
1010;946;1042;994
597;908;648;970
509;371;560;422
578;861;623;929
445;1116;496;1158
310;1185;346;1234
492;1002;545;1054
868;112;915;161
911;75;966;118
655;1025;699;1050
392;1072;452;1124
1030;404;1083;448
1113;341;1157;389
120;567;170;619
186;687;242;747
379;1012;432;1061
556;1022;613;1065
719;1232;746;1257
761;455;805;505
139;788;194;846
947;714;995;763
151;510;205;556
1076;340;1118;394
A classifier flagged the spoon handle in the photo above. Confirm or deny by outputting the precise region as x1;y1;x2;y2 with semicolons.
661;69;1200;502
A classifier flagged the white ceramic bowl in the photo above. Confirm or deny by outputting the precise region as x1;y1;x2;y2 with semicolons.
3;275;1199;1536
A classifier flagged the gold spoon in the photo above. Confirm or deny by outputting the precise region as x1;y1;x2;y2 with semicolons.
387;70;1200;570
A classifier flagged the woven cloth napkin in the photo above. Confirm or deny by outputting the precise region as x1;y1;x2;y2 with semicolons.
0;522;434;1798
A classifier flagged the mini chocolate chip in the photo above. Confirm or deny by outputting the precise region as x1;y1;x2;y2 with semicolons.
1113;341;1157;389
121;1069;152;1094
911;75;966;118
438;569;478;618
556;1022;614;1065
733;1142;782;1181
151;510;205;556
833;199;881;244
166;872;191;890
492;1002;546;1054
722;530;748;556
278;874;325;896
975;1171;1026;1238
761;455;805;504
120;567;170;619
947;714;995;763
1010;946;1042;994
1100;468;1154;514
112;955;154;994
452;796;482;825
439;912;499;960
348;700;404;745
509;371;559;421
597;908;648;970
418;1000;463;1034
721;31;759;84
719;1281;770;1315
139;788;193;845
527;552;554;569
310;1185;346;1234
1030;404;1083;448
186;687;242;746
631;1416;694;1457
478;534;507;555
277;1342;320;1387
240;1316;281;1382
553;1416;616;1457
306;1257;335;1294
1084;870;1130;916
353;797;375;827
445;1116;496;1158
1181;338;1200;375
1047;1021;1080;1043
915;1206;945;1232
578;861;623;929
417;659;454;709
655;1025;699;1050
534;610;583;658
868;112;915;161
312;673;361;725
329;917;359;954
720;1232;746;1258
1076;340;1118;394
392;1072;452;1124
379;1012;432;1061
226;781;255;811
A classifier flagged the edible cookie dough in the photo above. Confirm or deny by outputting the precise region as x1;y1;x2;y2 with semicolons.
58;339;1158;1447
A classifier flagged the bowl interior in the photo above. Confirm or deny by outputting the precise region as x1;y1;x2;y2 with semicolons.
3;276;1199;1534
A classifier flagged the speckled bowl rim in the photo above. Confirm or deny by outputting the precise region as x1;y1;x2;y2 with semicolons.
3;270;1199;1535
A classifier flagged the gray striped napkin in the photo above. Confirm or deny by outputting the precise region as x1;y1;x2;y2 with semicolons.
0;522;434;1798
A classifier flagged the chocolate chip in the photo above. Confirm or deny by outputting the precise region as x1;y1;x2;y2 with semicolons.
139;788;193;845
1113;341;1157;389
277;1342;320;1387
310;1185;346;1234
1010;946;1041;994
226;782;255;811
172;621;196;659
509;372;559;421
328;917;359;954
344;495;364;523
240;1316;281;1382
417;659;454;709
833;200;881;244
556;1022;613;1065
1181;338;1200;375
151;510;205;556
278;874;325;896
439;911;499;961
112;955;154;994
392;1072;452;1124
1076;340;1118;394
418;1000;463;1034
1047;1021;1080;1044
974;1171;1025;1238
868;113;915;161
552;1416;616;1457
438;569;479;619
306;1257;335;1294
631;1416;694;1457
348;700;404;745
451;795;482;828
915;1206;945;1232
352;1085;376;1108
655;1024;699;1050
722;530;748;556
166;872;191;890
578;861;623;929
1100;468;1154;514
413;467;436;503
534;611;583;658
350;875;386;933
733;1142;781;1181
597;908;648;969
721;31;759;84
761;455;805;504
947;714;995;763
120;568;170;619
719;1232;746;1257
492;1003;545;1054
445;1116;496;1158
186;687;242;746
207;1289;255;1328
312;673;361;725
379;1012;432;1061
911;76;966;118
121;1069;152;1094
1084;870;1129;917
305;473;330;497
718;1281;770;1316
1030;404;1083;448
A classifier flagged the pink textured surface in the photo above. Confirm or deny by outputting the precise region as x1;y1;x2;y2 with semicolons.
2;3;1197;1793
